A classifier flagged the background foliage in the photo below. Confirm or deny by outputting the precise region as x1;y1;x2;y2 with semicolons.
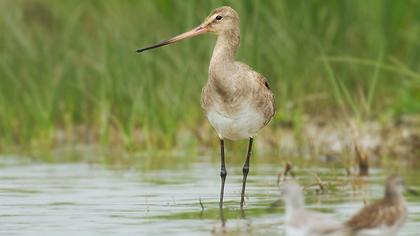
0;0;419;150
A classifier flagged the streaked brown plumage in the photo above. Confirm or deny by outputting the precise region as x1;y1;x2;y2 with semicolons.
136;6;275;208
345;175;407;235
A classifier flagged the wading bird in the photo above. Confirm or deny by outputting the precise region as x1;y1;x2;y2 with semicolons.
344;175;409;236
282;181;344;236
136;6;275;208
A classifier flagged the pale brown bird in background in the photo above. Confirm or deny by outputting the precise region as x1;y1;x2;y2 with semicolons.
282;181;344;236
136;6;275;208
344;175;409;236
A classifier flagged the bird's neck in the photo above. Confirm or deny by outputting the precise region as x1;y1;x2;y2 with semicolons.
209;29;240;76
285;197;304;220
384;189;403;203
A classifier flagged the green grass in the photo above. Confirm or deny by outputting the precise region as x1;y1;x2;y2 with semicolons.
0;0;419;151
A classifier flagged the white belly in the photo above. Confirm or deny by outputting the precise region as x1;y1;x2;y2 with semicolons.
206;104;266;141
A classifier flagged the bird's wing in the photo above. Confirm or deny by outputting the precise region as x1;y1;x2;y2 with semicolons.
254;73;276;124
346;201;383;230
234;62;272;88
345;200;406;231
234;62;276;123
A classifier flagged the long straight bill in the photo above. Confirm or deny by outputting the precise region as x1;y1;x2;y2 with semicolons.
136;26;208;53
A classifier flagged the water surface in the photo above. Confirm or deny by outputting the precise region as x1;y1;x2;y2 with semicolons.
0;156;419;235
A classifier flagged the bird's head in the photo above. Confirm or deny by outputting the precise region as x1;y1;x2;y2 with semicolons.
136;6;239;53
200;6;239;35
385;175;419;200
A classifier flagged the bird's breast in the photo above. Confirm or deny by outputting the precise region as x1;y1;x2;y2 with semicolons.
205;101;267;140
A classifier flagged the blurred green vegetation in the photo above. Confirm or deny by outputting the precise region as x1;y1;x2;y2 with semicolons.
0;0;419;151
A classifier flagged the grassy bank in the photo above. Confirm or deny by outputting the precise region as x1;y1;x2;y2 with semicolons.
0;0;419;152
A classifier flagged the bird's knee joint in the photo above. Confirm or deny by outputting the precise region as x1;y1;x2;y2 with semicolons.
242;166;249;175
220;169;227;178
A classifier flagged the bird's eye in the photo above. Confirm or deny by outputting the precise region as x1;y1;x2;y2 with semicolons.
215;15;223;21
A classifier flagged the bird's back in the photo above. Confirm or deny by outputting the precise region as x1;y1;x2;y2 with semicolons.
345;199;407;235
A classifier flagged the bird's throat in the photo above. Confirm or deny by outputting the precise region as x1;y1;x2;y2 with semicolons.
210;29;240;65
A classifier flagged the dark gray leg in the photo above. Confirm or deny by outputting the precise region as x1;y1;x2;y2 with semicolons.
219;206;226;228
240;138;253;208
219;139;227;208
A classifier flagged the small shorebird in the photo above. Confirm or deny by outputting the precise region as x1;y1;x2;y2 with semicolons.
344;175;408;236
282;181;344;236
136;6;275;208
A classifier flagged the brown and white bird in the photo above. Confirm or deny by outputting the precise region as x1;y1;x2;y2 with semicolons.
136;6;275;208
344;175;408;236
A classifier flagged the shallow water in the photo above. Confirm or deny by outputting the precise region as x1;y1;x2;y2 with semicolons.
0;156;419;235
